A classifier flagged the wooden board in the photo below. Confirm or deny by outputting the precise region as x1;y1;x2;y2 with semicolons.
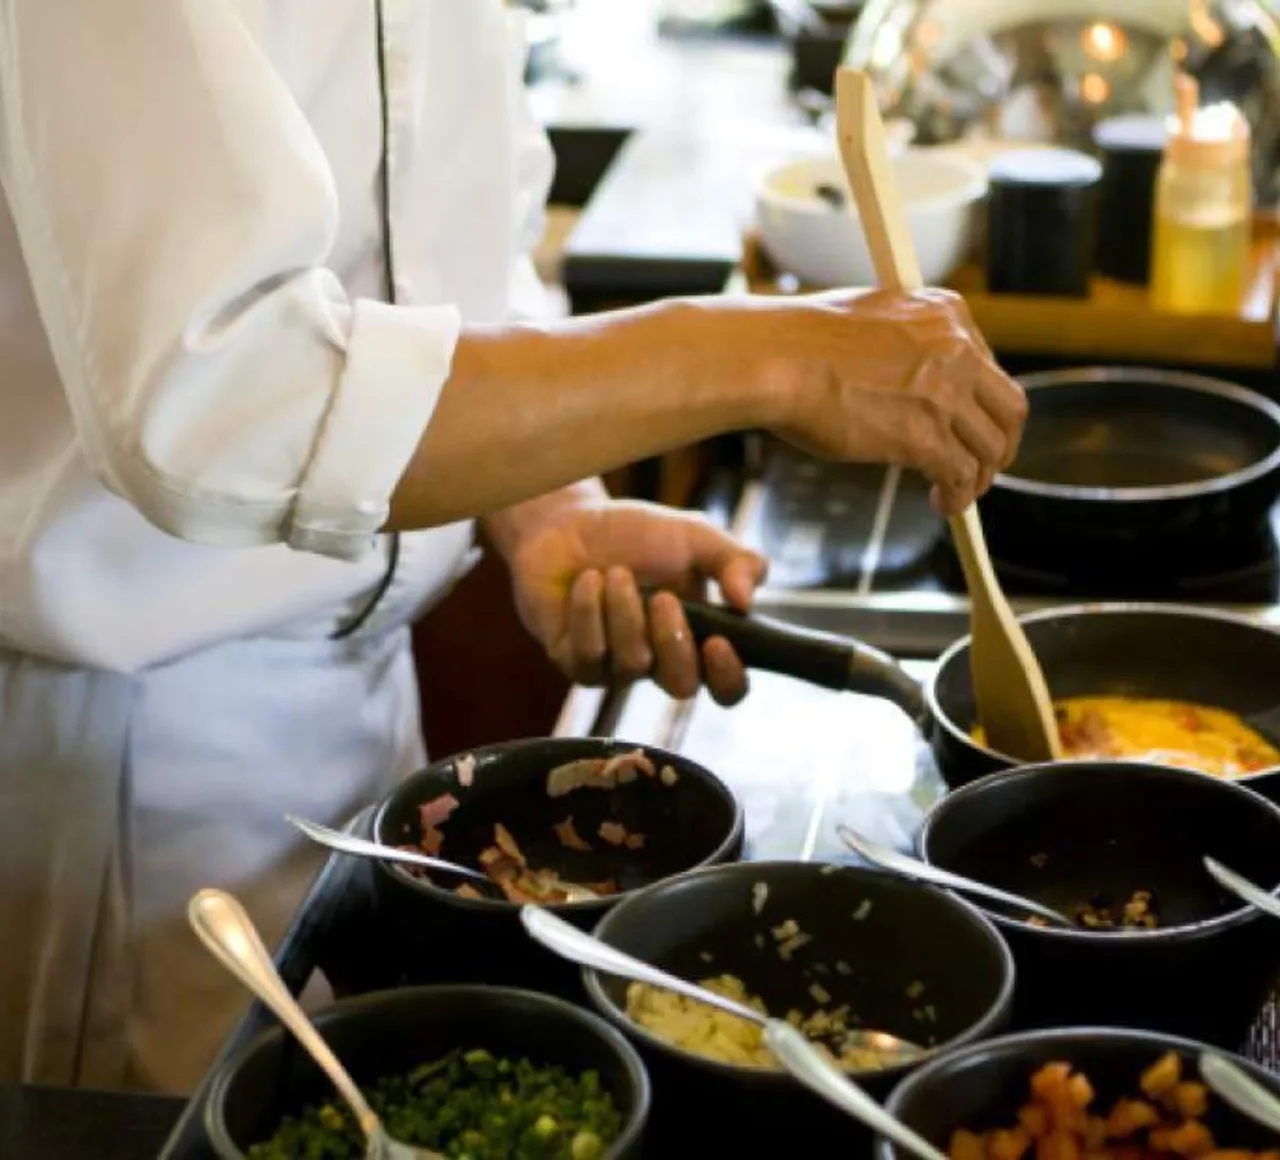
742;224;1280;371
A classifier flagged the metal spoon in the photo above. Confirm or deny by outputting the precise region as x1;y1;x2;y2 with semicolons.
285;814;601;904
1199;1051;1280;1134
519;906;943;1160
837;825;1074;929
188;888;443;1160
1203;856;1280;921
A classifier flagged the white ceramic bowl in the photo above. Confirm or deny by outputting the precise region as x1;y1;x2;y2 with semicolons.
755;148;989;288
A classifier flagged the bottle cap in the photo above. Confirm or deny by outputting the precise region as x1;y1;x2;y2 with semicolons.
1166;73;1250;169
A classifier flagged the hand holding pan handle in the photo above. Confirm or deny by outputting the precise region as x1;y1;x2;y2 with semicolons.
673;597;928;721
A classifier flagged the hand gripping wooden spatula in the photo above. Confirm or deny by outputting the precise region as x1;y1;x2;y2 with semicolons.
834;68;1062;763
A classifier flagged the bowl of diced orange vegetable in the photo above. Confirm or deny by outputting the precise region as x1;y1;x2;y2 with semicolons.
876;1027;1280;1160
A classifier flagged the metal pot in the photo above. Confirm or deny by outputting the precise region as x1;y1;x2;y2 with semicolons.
978;366;1280;555
678;599;1280;799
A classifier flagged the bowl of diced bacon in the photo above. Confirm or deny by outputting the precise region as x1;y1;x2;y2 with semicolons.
368;738;744;991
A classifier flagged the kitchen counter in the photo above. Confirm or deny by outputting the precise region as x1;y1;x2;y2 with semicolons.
0;1084;183;1160
530;0;826;308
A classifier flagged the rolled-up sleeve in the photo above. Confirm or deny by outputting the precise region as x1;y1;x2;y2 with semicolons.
0;0;456;561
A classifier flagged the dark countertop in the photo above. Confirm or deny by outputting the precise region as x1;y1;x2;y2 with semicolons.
0;1084;183;1160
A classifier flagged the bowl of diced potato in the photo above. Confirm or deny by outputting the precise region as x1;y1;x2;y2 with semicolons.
877;1027;1280;1160
580;860;1015;1155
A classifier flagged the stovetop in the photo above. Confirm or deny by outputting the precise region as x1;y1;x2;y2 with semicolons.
738;446;1280;607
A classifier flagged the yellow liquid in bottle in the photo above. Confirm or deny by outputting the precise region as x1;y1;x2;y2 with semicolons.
1152;215;1249;315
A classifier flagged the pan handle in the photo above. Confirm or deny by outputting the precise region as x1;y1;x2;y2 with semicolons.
675;598;927;721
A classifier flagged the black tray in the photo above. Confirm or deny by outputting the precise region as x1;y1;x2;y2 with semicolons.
158;808;1280;1159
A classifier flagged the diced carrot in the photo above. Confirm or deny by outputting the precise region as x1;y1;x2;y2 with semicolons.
950;1128;986;1160
1036;1131;1081;1160
1031;1063;1075;1101
1018;1106;1049;1138
1154;1121;1215;1157
989;1128;1031;1160
1068;1073;1095;1109
1105;1099;1160;1139
1139;1052;1182;1099
1172;1081;1210;1119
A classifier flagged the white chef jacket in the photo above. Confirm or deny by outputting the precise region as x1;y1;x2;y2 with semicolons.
0;0;554;673
0;0;559;1094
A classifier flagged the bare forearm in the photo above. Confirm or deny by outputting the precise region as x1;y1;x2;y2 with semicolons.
387;298;774;531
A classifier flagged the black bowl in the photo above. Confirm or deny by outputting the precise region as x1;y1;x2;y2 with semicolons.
878;1027;1280;1159
582;861;1014;1155
205;985;650;1160
919;762;1280;1046
372;738;743;997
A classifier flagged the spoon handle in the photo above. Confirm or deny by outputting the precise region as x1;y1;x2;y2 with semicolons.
1203;856;1280;920
837;825;1071;927
520;906;764;1025
286;814;492;888
1199;1051;1280;1134
187;888;381;1139
764;1021;948;1160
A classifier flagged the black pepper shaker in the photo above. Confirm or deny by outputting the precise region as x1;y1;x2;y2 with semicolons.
1093;114;1167;285
985;147;1102;297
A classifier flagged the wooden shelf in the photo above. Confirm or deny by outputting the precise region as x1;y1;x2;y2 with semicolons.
743;224;1280;371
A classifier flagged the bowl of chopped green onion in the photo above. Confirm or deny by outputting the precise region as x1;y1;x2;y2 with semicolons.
205;984;650;1160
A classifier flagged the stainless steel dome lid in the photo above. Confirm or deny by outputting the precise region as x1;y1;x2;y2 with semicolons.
843;0;1280;206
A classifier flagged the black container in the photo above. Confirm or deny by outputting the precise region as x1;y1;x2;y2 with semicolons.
878;1027;1280;1159
582;861;1014;1156
986;147;1102;297
1093;113;1168;284
919;763;1280;1047
372;738;743;1000
205;985;650;1160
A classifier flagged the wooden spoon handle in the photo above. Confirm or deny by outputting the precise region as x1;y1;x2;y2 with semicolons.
833;69;1061;762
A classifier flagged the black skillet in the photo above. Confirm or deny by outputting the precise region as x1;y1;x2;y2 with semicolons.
680;599;1280;800
979;368;1280;561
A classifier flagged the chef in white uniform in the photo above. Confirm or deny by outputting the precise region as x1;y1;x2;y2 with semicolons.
0;1;1027;1095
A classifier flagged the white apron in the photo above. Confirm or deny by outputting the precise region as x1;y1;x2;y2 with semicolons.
0;526;477;1095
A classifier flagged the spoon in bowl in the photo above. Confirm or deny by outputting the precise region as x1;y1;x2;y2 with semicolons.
837;825;1074;928
188;888;444;1160
519;905;943;1160
1199;1051;1280;1134
1203;856;1280;922
285;814;602;904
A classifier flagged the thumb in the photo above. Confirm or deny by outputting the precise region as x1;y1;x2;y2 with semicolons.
685;521;768;611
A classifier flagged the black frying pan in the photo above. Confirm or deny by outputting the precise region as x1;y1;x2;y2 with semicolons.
978;368;1280;559
680;600;1280;800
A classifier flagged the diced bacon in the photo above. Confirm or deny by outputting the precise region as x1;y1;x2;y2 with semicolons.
492;823;527;867
546;758;610;798
456;754;476;787
602;748;656;783
598;821;628;847
554;816;593;852
419;828;444;857
624;832;646;850
546;749;655;797
418;794;460;831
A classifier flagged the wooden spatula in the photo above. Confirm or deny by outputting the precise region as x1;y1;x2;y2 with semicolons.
833;68;1062;763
